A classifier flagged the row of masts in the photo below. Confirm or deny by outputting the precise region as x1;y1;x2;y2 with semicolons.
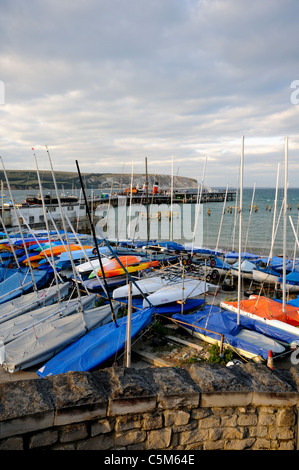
236;137;290;323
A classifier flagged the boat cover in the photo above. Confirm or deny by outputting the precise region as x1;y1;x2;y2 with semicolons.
0;293;97;345
0;300;119;373
120;296;205;314
258;257;294;273
37;307;153;377
278;271;299;285
231;260;257;272
212;257;231;270
0;282;70;324
0;269;49;304
224;251;259;261
56;246;110;266
172;306;284;360
222;296;299;327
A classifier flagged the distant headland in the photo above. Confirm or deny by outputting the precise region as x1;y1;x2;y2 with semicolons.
0;170;199;191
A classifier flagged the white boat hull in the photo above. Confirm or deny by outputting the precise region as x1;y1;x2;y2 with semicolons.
113;275;168;299
252;269;279;284
231;268;253;280
143;279;213;307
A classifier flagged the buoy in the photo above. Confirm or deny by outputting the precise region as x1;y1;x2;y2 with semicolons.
267;350;274;370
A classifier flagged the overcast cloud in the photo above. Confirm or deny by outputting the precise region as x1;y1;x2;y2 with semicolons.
0;0;298;187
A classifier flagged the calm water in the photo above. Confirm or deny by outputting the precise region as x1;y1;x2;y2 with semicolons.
4;188;299;257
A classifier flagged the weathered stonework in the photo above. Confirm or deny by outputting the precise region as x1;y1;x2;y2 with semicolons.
0;364;299;450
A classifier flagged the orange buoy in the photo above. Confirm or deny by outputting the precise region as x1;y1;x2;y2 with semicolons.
267;350;274;370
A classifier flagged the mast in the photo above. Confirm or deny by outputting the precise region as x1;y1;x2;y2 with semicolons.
191;156;207;254
268;163;280;263
34;153;61;301
145;157;149;245
170;156;174;242
75;159;117;323
46;147;83;306
0;157;37;291
282;137;288;314
128;160;134;240
237;136;244;325
244;183;256;254
215;183;228;253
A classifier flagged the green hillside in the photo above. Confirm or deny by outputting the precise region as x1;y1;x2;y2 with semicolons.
0;171;198;190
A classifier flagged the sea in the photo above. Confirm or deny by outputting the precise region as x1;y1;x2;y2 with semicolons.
3;187;299;258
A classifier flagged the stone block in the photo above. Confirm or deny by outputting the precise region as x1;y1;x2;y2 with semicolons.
141;367;200;409
76;434;115;450
204;440;225;450
142;412;163;430
59;423;88;443
91;418;115;436
200;391;252;408
29;429;58;448
54;402;107;426
252;392;298;407
180;428;209;445
115;429;146;447
0;437;23;450
199;416;221;429
0;411;54;440
277;408;296;427
252;438;271;450
147;428;172;449
0;378;55;421
188;363;252;392
225;437;255;450
115;415;142;431
108;396;157;416
249;425;268;438
164;410;190;426
237;413;258;426
258;412;276;426
222;426;247;439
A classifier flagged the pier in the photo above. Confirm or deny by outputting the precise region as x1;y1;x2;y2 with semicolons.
90;188;236;209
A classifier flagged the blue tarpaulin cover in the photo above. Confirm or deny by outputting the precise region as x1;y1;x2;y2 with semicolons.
278;271;299;285
0;269;49;304
172;305;298;359
37;307;153;377
120;296;205;314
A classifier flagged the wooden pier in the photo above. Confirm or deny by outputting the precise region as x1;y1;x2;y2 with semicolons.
90;189;236;209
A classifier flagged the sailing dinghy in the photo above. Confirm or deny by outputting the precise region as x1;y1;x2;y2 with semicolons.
220;296;299;338
0;281;70;324
142;278;213;307
112;275;170;299
0;269;50;304
0;293;97;345
37;307;153;377
0;299;120;373
171;306;286;361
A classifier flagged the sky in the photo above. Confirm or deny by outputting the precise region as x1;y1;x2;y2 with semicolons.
0;0;299;188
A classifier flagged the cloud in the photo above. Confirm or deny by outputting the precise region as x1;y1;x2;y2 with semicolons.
0;0;298;187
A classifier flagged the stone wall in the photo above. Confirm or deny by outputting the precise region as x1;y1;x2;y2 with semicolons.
0;363;298;451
